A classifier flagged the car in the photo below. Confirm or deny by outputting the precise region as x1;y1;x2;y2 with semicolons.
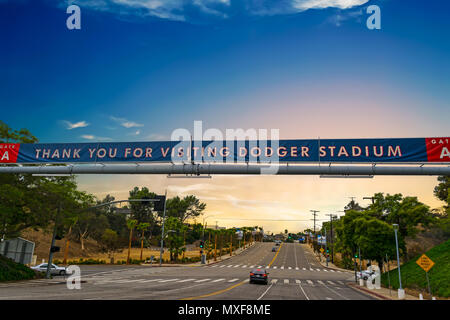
31;263;67;276
272;246;278;252
249;268;269;285
356;270;375;280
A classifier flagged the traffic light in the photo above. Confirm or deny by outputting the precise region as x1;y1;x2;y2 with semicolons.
50;246;60;253
326;249;329;253
354;253;358;258
153;195;166;211
199;241;204;249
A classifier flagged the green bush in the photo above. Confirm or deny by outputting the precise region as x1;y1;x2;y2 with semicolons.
0;255;37;282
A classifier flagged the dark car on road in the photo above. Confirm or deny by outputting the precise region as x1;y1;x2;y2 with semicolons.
249;268;269;285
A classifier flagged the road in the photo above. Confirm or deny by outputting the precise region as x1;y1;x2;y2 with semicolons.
0;243;375;300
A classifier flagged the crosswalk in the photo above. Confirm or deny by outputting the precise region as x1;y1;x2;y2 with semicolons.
208;264;343;273
91;277;348;288
0;278;67;288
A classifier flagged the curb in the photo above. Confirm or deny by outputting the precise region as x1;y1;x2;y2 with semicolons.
347;282;392;300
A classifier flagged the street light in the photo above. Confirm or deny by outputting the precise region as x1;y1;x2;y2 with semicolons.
393;224;405;299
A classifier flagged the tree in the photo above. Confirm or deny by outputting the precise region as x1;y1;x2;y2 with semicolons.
101;229;121;263
166;195;206;223
434;176;450;209
126;219;138;264
344;199;364;212
136;222;150;261
128;187;157;224
165;217;186;262
354;218;399;271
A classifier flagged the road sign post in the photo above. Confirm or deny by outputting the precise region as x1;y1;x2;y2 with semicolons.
416;254;435;298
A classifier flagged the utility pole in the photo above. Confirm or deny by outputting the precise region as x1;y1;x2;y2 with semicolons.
159;190;167;267
325;214;336;264
324;226;328;267
46;202;61;279
393;224;404;299
310;210;319;252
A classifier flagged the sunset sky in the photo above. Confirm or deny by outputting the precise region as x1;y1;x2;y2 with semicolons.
1;0;449;233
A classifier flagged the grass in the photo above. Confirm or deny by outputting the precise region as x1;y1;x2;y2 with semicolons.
381;239;450;298
0;255;38;282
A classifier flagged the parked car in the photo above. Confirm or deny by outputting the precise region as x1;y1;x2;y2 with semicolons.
249;268;269;285
31;263;67;275
357;270;375;280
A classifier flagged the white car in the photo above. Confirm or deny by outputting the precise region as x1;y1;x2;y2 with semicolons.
31;263;67;276
356;270;375;280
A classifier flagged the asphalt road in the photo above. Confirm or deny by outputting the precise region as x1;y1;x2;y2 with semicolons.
0;243;375;300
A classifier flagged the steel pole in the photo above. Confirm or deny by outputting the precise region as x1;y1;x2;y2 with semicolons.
394;228;402;290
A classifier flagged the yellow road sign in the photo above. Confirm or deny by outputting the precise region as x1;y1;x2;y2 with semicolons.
320;248;324;253
416;254;435;272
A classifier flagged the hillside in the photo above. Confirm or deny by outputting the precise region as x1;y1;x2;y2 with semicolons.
381;239;450;298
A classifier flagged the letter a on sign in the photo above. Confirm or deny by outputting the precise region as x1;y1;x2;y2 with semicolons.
366;5;381;30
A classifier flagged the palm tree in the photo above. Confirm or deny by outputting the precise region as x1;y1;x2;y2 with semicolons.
136;222;150;261
126;219;138;264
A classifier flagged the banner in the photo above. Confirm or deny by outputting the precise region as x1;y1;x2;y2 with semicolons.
0;138;449;164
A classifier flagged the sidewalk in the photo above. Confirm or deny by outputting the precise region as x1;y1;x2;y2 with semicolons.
302;243;351;273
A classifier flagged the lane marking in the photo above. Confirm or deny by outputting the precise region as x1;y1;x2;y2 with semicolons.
227;265;233;268
317;280;325;285
284;279;289;284
177;279;195;283
211;278;225;283
249;265;254;268
219;265;225;268
228;278;239;283
233;265;240;268
323;269;328;272
158;279;179;283
181;280;247;300
316;268;321;272
303;268;306;271
140;279;163;283
194;279;211;283
295;267;299;270
242;265;247;268
295;279;301;284
271;279;278;284
338;281;345;285
327;280;335;285
330;270;335;272
318;281;350;300
306;280;314;285
273;266;277;269
257;283;274;300
298;282;310;300
281;266;284;270
267;242;283;267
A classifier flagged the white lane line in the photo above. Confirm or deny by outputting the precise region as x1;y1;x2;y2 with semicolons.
330;270;335;272
316;268;321;272
234;265;241;268
284;279;289;284
228;279;239;283
323;269;328;272
338;281;345;285
298;282;310;300
303;268;306;271
227;265;233;268
327;280;335;285
242;265;247;268
257;265;262;268
271;279;278;284
306;280;314;285
295;280;301;284
337;270;342;273
288;267;292;270
211;265;218;268
211;278;225;283
318;280;350;300
114;279;143;283
257;282;274;300
317;280;325;285
177;279;195;283
249;265;255;268
326;297;333;300
281;266;284;270
194;279;211;283
140;279;163;283
158;279;179;283
219;265;226;268
295;267;299;270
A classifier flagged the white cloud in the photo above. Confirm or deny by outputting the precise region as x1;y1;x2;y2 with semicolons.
60;0;368;22
62;120;89;130
80;134;112;141
110;116;144;128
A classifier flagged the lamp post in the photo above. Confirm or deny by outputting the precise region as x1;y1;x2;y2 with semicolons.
393;224;405;299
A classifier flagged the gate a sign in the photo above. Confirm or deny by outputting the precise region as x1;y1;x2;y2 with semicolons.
416;254;435;272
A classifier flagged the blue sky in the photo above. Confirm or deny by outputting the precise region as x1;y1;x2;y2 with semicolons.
1;0;449;231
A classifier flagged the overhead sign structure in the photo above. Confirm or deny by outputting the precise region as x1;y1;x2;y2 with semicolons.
0;137;449;164
416;254;435;273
